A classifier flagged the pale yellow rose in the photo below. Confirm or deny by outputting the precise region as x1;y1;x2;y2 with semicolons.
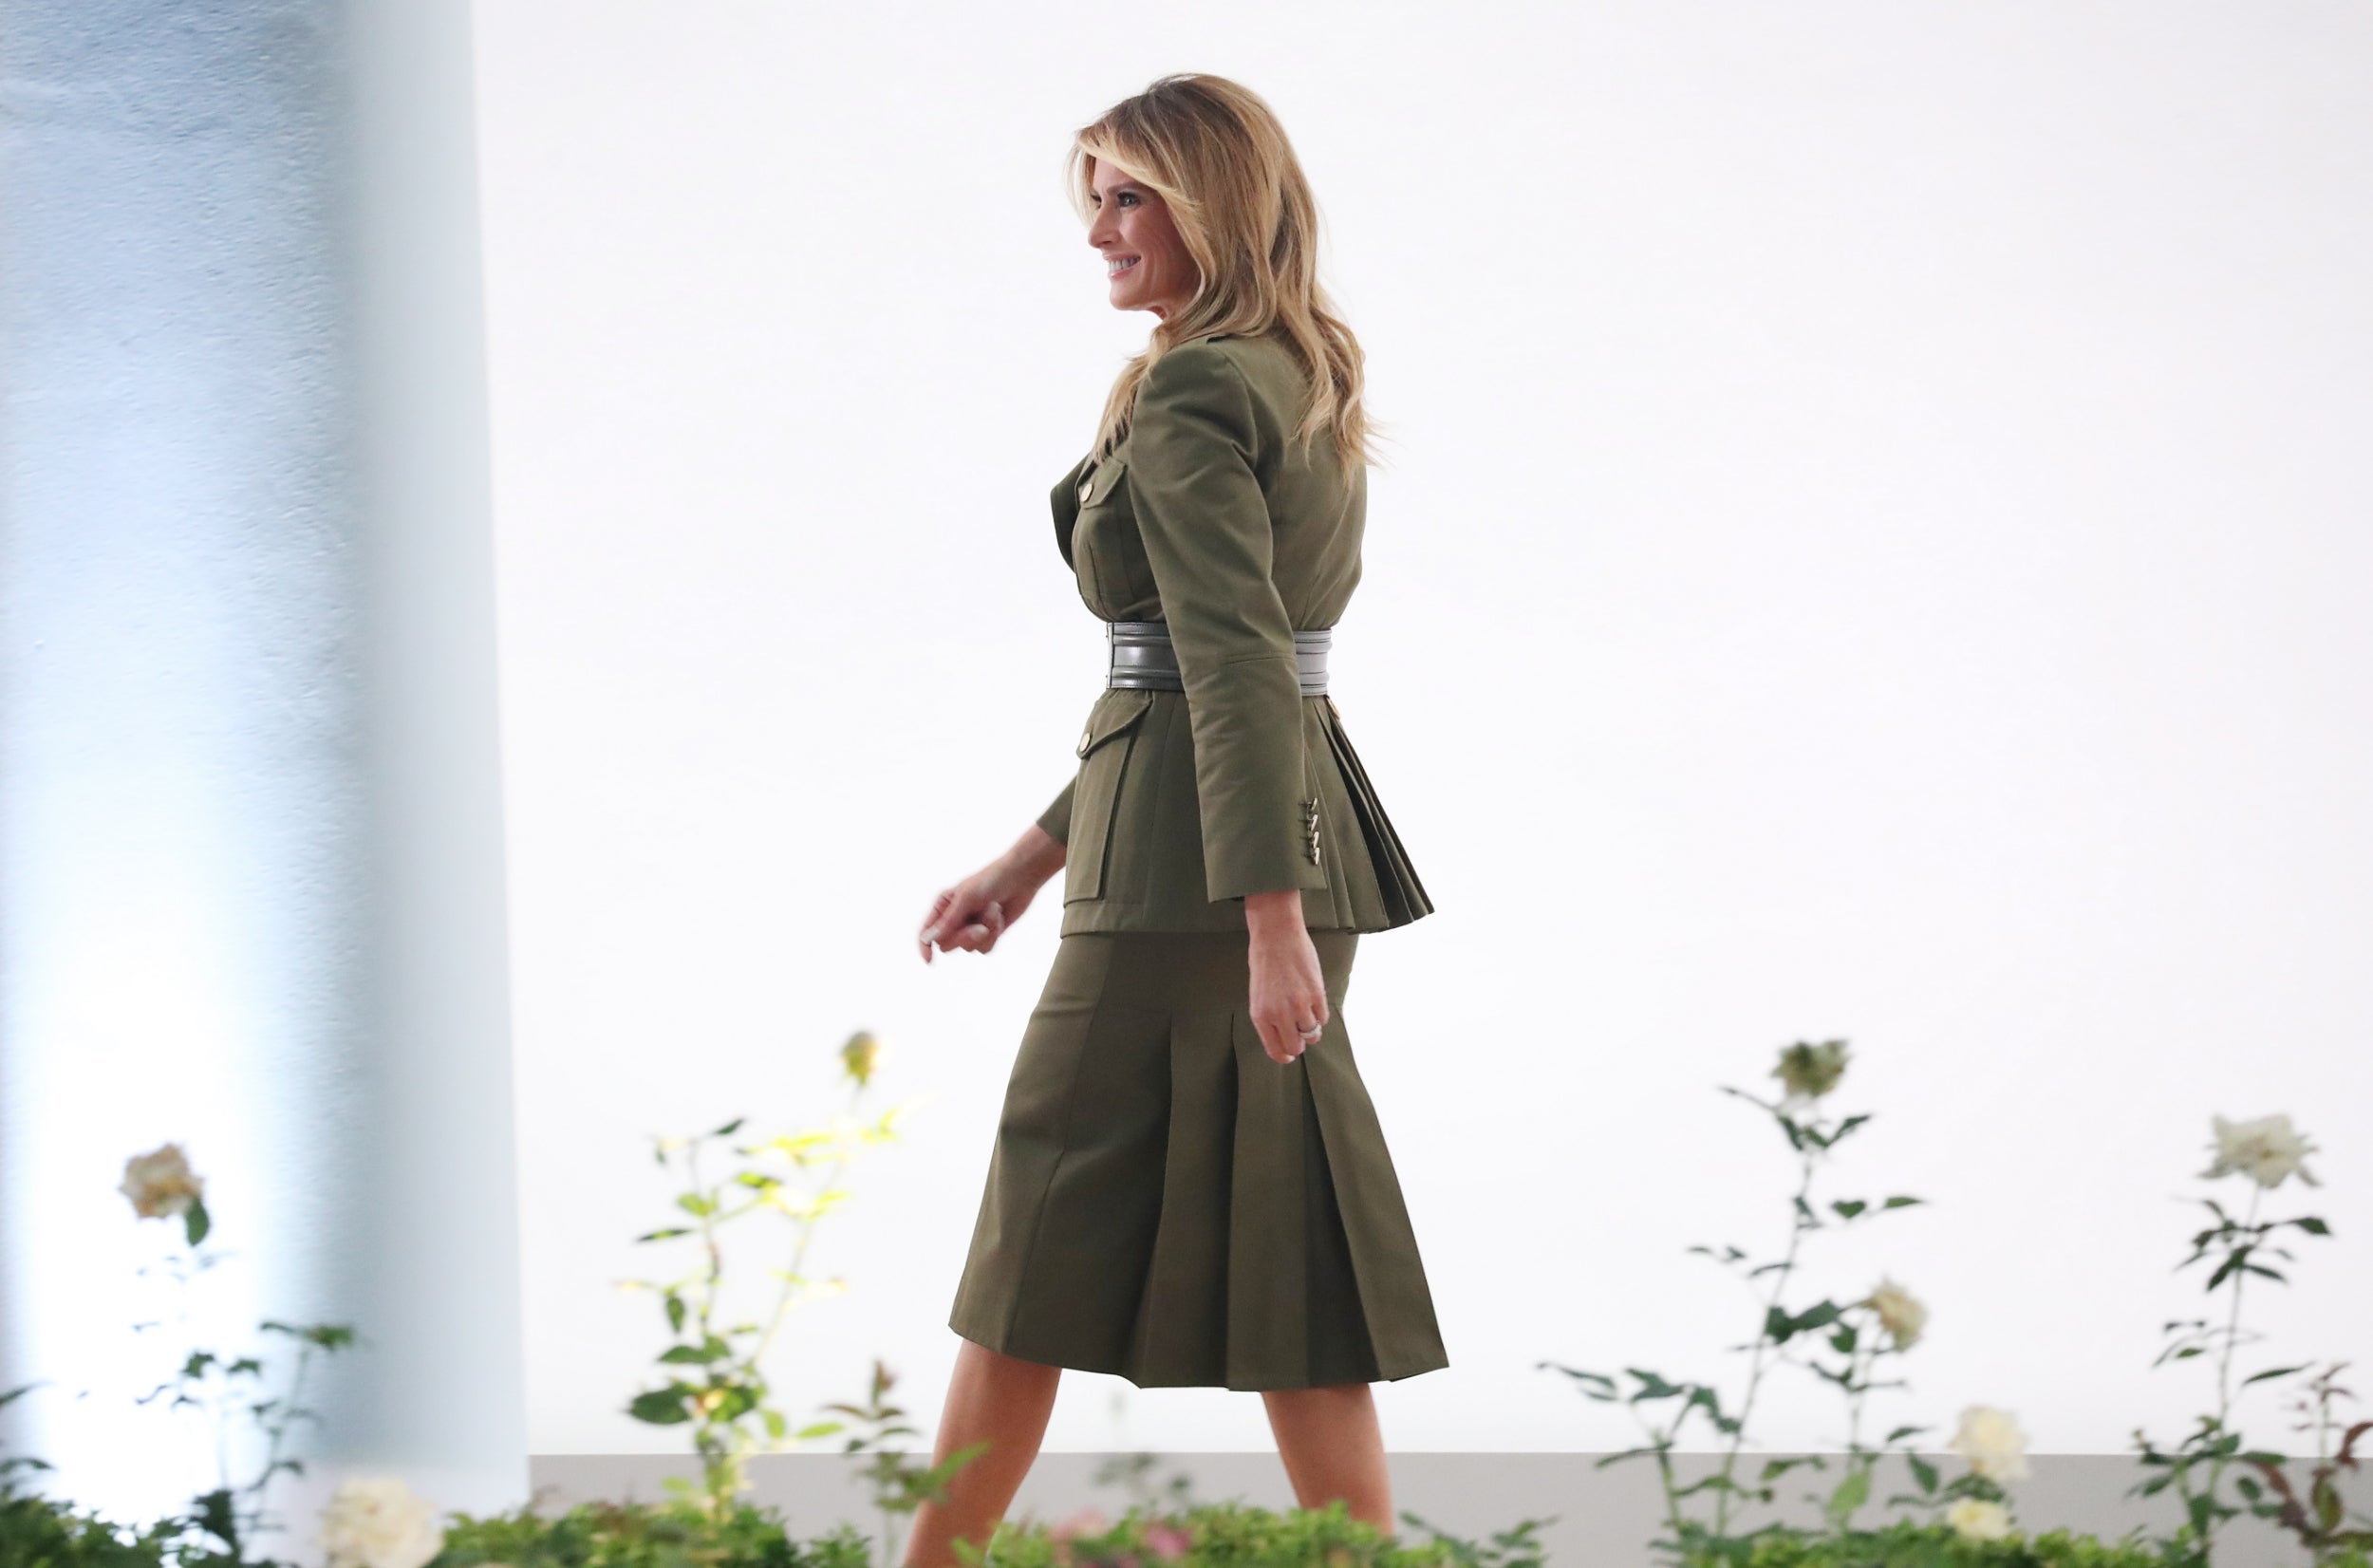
1949;1405;2031;1483
119;1144;204;1220
2202;1113;2320;1188
317;1476;443;1568
1862;1278;1928;1351
841;1030;881;1089
1945;1498;2012;1541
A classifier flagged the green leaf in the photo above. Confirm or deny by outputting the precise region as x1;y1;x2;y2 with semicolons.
636;1226;692;1242
1907;1453;1939;1494
1593;1446;1665;1468
795;1421;846;1440
1623;1368;1689;1401
665;1294;686;1334
1542;1364;1619;1398
183;1198;212;1247
1825;1467;1871;1522
1831;1200;1867;1221
1766;1299;1843;1346
2291;1216;2330;1236
259;1319;357;1352
192;1487;239;1552
711;1117;747;1137
658;1337;732;1366
627;1388;694;1425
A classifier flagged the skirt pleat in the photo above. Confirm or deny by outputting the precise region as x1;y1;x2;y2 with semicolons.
948;929;1448;1391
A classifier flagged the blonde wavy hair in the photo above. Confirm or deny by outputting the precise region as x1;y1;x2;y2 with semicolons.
1069;73;1381;478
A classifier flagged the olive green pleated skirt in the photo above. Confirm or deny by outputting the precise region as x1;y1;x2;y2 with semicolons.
948;929;1449;1391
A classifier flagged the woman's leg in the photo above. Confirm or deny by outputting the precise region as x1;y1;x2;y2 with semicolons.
903;1338;1064;1568
1260;1381;1392;1530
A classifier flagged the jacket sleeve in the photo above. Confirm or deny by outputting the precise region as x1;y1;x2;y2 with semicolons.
1129;342;1323;902
1036;777;1074;846
1036;455;1093;846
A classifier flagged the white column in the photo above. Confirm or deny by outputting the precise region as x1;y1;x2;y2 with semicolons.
0;0;526;1525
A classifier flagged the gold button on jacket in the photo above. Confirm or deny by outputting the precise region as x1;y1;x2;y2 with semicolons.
1035;332;1433;937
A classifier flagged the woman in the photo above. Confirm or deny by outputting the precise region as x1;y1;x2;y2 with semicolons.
906;73;1445;1566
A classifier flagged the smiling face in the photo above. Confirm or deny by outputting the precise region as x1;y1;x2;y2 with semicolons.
1087;158;1198;318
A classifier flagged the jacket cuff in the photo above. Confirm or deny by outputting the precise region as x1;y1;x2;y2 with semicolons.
1191;657;1330;901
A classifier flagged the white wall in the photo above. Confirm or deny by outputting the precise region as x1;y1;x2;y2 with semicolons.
474;2;2373;1459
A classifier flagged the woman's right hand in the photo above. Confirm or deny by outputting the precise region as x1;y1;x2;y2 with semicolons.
918;825;1065;962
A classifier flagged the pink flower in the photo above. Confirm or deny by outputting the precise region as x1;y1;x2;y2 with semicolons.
1051;1508;1110;1543
1145;1524;1192;1561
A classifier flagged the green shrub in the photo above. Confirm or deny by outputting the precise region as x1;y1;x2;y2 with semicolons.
971;1500;1532;1568
0;1487;181;1568
432;1500;1525;1568
432;1497;870;1568
1706;1519;2207;1567
432;1496;2373;1568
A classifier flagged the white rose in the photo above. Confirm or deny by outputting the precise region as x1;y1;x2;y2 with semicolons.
2202;1113;2321;1189
318;1476;443;1568
1862;1278;1928;1351
1944;1498;2012;1541
119;1144;204;1220
1949;1405;2031;1483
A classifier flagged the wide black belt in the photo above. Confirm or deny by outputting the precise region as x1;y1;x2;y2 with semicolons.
1106;619;1331;695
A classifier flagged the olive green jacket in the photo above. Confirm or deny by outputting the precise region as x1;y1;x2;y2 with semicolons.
1036;331;1433;936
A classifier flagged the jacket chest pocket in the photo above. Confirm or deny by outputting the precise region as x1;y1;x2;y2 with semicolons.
1062;687;1155;905
1070;457;1156;618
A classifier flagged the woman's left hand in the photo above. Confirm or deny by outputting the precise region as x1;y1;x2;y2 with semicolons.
1244;888;1327;1064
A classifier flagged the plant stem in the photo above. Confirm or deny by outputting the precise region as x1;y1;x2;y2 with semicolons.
1839;1323;1878;1529
679;1136;745;1516
1621;1402;1690;1561
1714;1133;1820;1534
2198;1184;2265;1553
243;1337;318;1529
751;1090;863;1367
2214;1186;2261;1424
